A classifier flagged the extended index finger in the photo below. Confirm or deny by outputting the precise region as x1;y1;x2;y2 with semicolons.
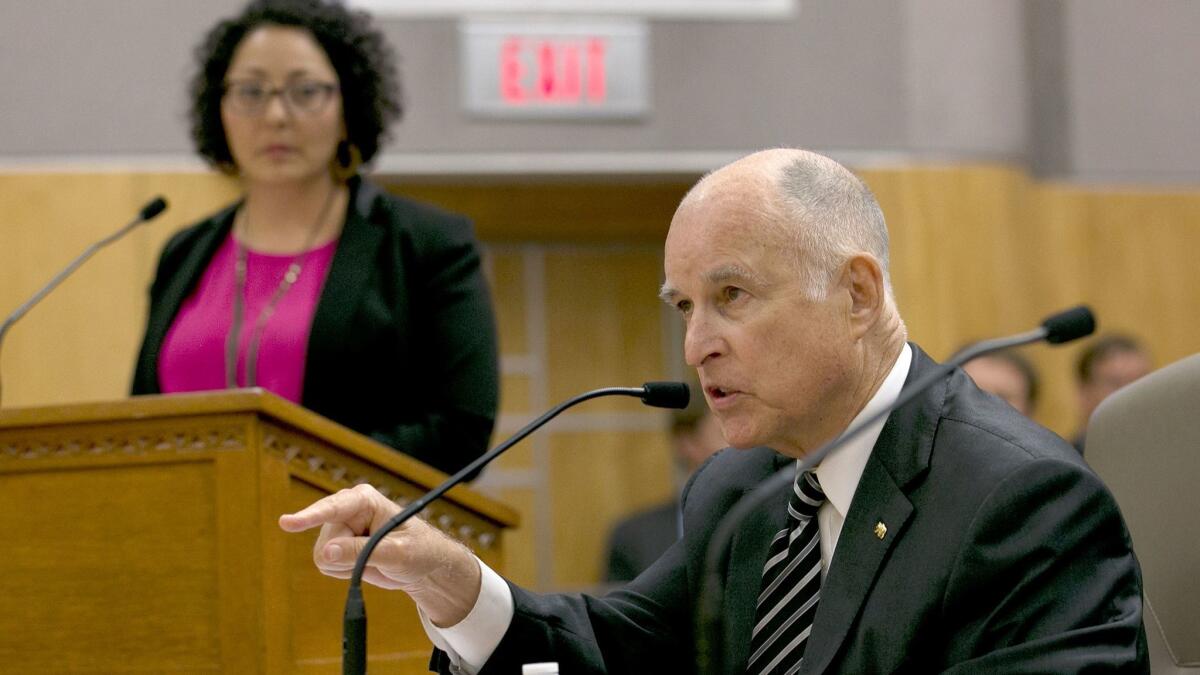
278;486;375;533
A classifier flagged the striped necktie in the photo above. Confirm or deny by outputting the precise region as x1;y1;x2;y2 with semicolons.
746;470;826;675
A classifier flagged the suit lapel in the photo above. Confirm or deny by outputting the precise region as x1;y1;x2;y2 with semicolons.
799;465;913;674
305;179;385;398
800;345;944;674
723;452;793;672
710;446;796;667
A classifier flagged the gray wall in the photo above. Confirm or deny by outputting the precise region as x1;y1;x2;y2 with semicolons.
1061;0;1200;183
1;0;1196;183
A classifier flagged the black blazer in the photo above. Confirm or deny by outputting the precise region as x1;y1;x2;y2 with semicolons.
132;178;499;477
439;345;1147;673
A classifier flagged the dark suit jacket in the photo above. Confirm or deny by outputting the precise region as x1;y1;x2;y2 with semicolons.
132;178;499;476
437;345;1147;673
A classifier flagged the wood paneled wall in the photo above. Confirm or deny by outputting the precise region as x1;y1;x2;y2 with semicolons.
2;166;1197;593
0;173;240;406
858;168;1200;440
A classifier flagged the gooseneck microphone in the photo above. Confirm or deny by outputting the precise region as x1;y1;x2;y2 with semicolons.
0;196;169;407
695;305;1096;674
342;381;690;674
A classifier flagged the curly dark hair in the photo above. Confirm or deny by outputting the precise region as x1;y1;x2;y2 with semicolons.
189;0;402;168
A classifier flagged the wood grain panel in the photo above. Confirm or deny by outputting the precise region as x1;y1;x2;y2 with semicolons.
0;172;238;408
490;426;535;470
1058;187;1200;434
857;167;1199;435
390;182;688;243
0;460;221;671
484;248;528;356
548;430;673;587
0;391;513;674
544;247;667;411
497;374;532;421
493;487;539;588
861;166;1035;358
1017;184;1094;432
1076;189;1200;364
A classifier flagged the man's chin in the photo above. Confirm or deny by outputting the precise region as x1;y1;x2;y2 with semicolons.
719;425;766;450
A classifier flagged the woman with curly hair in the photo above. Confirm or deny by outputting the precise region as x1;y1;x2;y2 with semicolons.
132;0;499;477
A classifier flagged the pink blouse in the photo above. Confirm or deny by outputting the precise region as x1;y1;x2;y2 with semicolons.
158;233;337;403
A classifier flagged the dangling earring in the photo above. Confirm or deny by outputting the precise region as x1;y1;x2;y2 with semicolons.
331;140;362;183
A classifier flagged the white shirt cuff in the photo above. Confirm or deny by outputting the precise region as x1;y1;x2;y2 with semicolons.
420;558;515;674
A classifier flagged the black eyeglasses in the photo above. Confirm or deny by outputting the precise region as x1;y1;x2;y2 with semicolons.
223;80;339;116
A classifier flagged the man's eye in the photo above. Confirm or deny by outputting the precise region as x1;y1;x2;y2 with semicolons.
676;299;693;314
723;287;744;302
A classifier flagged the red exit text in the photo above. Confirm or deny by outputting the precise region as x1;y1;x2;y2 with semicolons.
499;37;608;105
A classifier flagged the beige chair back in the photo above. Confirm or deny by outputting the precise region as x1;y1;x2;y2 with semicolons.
1088;352;1200;673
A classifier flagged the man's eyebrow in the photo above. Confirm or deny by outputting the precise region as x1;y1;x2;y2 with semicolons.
704;263;766;288
658;264;769;304
658;283;679;304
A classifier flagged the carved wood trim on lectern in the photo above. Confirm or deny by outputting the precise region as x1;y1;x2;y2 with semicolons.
0;421;248;462
262;424;498;550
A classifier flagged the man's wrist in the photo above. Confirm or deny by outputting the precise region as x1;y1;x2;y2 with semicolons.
421;559;515;674
408;543;483;628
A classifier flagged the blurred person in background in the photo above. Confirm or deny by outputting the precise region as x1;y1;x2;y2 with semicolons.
604;385;727;583
1072;334;1152;455
960;348;1040;418
131;0;498;476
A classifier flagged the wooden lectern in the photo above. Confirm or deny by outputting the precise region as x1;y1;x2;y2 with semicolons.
0;390;518;673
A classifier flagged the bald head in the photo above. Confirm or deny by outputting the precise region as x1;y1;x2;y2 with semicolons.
683;149;892;302
663;149;907;457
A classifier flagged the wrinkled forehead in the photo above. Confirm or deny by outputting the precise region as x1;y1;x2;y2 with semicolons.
668;171;787;246
663;188;792;296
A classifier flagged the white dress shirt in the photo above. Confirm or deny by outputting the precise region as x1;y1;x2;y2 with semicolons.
813;343;911;576
423;344;913;674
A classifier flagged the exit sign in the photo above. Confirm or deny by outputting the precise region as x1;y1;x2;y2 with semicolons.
461;21;648;119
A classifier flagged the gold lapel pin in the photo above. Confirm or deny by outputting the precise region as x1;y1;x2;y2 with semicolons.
874;521;887;540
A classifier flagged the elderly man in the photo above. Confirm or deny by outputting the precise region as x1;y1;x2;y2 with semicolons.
281;149;1147;673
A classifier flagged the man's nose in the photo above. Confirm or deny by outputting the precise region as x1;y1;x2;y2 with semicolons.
684;312;724;367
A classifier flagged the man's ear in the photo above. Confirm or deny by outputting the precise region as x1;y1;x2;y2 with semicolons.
844;253;885;339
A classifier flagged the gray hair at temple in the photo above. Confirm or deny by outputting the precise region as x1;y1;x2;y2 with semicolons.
775;152;893;302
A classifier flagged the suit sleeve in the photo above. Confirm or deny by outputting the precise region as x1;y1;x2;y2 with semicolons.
938;459;1148;673
367;212;499;477
432;540;692;674
429;461;723;674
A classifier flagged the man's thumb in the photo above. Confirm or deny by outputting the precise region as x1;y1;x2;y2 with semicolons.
324;537;369;565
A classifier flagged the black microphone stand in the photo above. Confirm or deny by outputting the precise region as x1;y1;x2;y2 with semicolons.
694;306;1095;674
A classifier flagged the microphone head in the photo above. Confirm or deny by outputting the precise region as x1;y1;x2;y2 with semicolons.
641;381;690;409
139;196;169;221
1042;305;1096;344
